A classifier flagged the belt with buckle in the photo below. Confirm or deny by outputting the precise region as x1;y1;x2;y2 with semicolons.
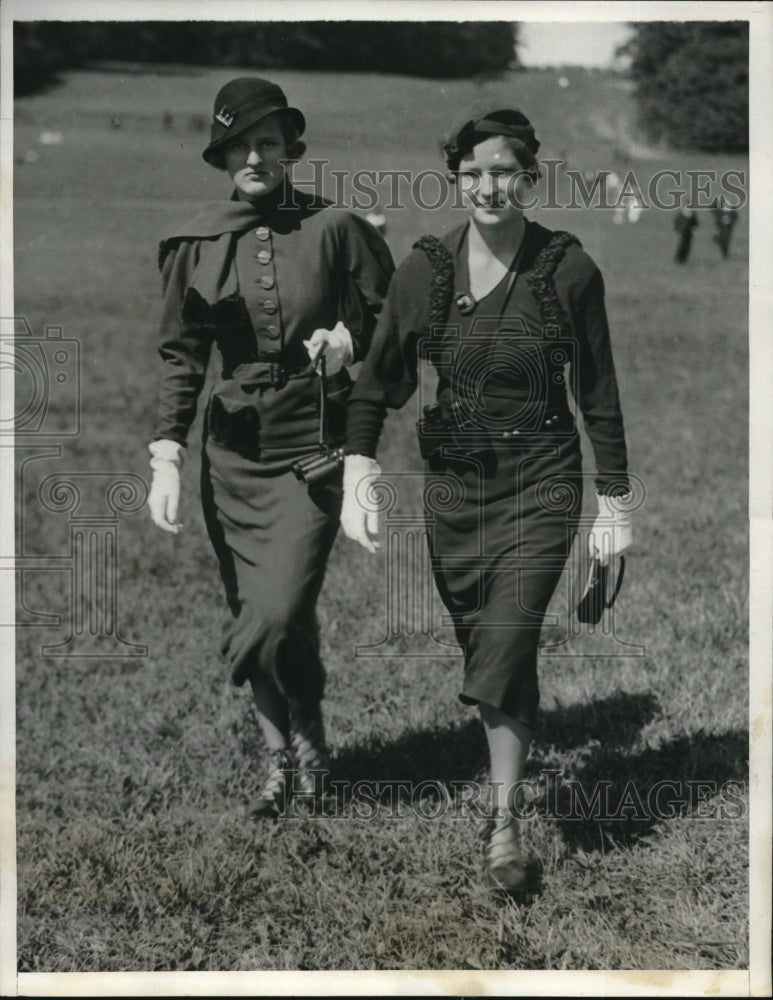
226;359;315;389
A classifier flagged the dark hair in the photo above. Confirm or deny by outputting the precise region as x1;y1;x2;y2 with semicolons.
208;110;306;171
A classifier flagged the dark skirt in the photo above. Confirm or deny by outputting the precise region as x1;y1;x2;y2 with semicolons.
200;386;342;701
425;428;583;725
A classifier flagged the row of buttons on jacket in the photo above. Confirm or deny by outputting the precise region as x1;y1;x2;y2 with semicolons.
254;227;280;339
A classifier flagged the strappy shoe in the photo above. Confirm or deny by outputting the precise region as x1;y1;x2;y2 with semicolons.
289;700;330;799
483;817;530;897
252;748;295;818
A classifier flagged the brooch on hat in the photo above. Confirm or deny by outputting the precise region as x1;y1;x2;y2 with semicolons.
215;105;236;128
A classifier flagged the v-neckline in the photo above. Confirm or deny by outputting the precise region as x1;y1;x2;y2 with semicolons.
459;219;531;308
475;266;511;304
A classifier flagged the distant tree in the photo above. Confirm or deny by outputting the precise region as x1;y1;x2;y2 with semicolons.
14;21;518;95
257;22;518;77
14;22;92;95
621;21;748;152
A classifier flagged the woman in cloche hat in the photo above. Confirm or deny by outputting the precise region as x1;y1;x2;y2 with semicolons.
341;107;634;896
147;78;394;816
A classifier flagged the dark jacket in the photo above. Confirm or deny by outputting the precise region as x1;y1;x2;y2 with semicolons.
154;183;395;447
347;219;629;495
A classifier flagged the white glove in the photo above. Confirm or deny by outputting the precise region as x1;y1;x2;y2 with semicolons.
303;321;354;376
588;492;633;566
341;454;382;553
148;439;185;534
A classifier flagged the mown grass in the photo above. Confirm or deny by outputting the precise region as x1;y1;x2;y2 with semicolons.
12;64;750;974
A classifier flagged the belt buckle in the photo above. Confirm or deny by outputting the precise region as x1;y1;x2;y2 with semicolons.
268;362;287;388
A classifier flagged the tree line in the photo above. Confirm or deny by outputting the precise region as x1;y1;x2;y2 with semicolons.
621;21;748;152
15;19;749;153
13;20;518;94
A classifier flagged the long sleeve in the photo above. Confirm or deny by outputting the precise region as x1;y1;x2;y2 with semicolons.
346;248;431;457
570;268;630;495
153;240;215;446
336;213;395;362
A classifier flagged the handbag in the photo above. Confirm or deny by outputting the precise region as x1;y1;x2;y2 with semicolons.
576;554;626;624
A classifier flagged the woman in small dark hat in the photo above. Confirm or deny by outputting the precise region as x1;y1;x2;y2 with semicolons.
342;107;633;894
147;77;394;815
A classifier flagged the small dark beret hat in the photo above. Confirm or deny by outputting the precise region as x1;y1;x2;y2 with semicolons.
442;107;541;177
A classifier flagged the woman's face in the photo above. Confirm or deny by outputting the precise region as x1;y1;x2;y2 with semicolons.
223;115;289;201
457;134;533;229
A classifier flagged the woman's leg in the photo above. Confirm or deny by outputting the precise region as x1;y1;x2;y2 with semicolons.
479;703;532;820
479;702;533;894
249;674;290;751
248;673;295;817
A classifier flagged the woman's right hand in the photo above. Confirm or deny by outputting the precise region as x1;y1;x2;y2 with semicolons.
341;454;381;553
148;439;185;534
303;321;353;376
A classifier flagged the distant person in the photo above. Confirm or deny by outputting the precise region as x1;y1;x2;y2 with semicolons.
711;196;738;259
625;193;643;225
674;207;699;263
147;77;394;816
607;170;625;224
341;107;633;897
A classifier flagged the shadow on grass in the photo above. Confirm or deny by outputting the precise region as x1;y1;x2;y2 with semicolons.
331;689;662;786
326;689;748;852
538;727;748;853
534;690;662;750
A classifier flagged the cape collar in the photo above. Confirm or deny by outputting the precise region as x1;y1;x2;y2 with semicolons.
158;177;328;268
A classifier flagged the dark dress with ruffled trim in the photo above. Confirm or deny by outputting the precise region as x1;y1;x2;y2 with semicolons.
347;219;629;725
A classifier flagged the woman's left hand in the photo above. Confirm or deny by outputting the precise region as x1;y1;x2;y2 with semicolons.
341;454;381;553
303;321;354;376
588;492;633;566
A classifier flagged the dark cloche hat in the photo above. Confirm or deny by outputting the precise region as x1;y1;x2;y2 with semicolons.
442;107;541;178
202;77;306;165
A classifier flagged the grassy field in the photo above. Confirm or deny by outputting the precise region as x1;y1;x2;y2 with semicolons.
11;64;751;978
